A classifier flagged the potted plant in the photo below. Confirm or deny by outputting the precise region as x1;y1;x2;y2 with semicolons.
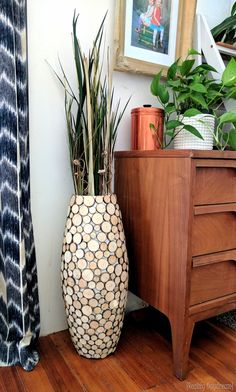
56;12;129;359
150;48;236;150
211;1;236;47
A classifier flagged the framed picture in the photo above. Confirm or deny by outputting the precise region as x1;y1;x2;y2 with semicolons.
114;0;197;76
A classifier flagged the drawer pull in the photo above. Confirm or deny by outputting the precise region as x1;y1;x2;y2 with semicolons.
194;204;236;215
192;250;236;268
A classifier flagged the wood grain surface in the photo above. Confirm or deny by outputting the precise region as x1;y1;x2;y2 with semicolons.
115;150;236;379
0;308;235;391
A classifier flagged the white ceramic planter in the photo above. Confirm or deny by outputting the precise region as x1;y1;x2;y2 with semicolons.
174;114;215;150
61;194;129;359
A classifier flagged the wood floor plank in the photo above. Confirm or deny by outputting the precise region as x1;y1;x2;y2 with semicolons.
0;375;6;392
113;334;165;389
0;309;236;392
0;367;25;392
117;326;176;387
51;330;141;392
91;353;141;392
190;346;236;385
38;335;85;392
51;331;109;392
145;384;179;392
204;322;236;357
16;362;55;392
146;366;230;392
194;335;236;375
171;368;224;392
206;321;236;348
123;321;182;378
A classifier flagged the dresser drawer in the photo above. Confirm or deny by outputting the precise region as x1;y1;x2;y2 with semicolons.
190;250;236;305
192;204;236;256
194;160;236;205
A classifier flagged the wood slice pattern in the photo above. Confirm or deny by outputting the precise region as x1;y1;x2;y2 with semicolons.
61;194;129;359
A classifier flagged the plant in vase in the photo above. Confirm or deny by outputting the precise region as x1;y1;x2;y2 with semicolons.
150;48;236;150
57;12;129;359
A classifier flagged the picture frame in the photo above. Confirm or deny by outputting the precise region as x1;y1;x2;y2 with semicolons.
114;0;197;76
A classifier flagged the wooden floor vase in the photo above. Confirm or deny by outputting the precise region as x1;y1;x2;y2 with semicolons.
61;194;129;359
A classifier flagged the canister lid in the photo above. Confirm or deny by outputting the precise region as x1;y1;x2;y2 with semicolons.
131;106;164;115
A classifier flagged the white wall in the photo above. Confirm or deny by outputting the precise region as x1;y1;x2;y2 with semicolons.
196;0;233;29
27;0;232;336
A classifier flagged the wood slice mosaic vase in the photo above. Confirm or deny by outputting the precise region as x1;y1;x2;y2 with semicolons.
61;194;129;359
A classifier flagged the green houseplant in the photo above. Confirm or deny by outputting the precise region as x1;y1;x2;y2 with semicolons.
150;48;236;150
57;12;129;360
211;1;236;46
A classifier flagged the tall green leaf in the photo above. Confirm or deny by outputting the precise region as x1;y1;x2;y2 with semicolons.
211;15;236;41
54;11;129;195
231;1;236;16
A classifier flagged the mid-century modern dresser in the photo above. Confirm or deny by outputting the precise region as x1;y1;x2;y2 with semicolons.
115;150;236;380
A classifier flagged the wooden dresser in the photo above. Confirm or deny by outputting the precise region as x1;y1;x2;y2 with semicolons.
114;150;236;380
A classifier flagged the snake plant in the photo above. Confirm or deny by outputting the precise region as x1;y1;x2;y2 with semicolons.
55;12;130;196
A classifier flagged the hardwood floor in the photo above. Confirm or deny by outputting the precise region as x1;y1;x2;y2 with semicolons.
0;307;235;392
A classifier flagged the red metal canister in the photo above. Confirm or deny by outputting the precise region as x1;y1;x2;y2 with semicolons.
131;106;164;150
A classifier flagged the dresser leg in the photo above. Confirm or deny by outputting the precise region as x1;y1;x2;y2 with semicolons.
170;318;195;380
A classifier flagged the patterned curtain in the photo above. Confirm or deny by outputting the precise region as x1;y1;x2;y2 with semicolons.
0;0;40;370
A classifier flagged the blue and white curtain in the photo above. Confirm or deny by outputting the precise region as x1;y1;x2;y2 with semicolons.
0;0;40;370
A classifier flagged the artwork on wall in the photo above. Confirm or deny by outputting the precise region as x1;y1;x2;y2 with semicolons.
114;0;197;75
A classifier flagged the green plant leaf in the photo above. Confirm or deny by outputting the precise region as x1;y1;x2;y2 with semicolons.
232;1;236;16
180;59;195;76
226;87;236;99
191;64;218;74
166;130;175;137
167;79;181;88
150;123;156;130
165;103;175;114
166;120;183;130
158;84;169;104
207;89;223;100
183;108;202;117
191;93;208;109
167;58;179;80
222;58;236;86
176;92;190;103
219;112;236;125
211;15;236;41
151;71;162;96
224;129;236;149
188;48;202;56
183;124;204;139
189;83;207;93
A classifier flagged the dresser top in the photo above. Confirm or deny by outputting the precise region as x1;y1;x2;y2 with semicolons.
115;150;236;159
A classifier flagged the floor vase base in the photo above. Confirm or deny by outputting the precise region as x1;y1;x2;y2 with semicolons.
61;194;129;359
